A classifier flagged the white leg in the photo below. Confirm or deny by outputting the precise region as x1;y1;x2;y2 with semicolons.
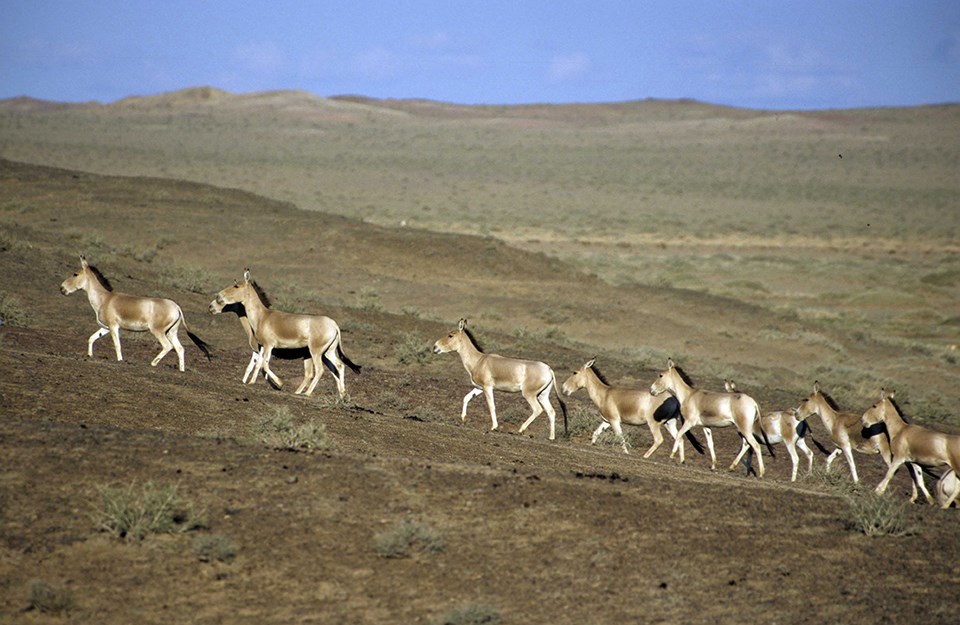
612;420;627;454
671;417;697;464
643;421;664;458
785;442;800;482
150;332;174;367
876;460;903;494
541;390;557;441
731;436;751;470
592;421;611;444
248;346;266;385
256;346;282;390
518;394;541;434
304;354;326;396
796;438;814;475
825;448;841;471
461;387;483;422
907;464;934;504
241;351;259;383
109;326;123;361
664;419;685;463
294;358;313;394
740;432;766;477
703;427;716;471
87;327;109;357
164;326;185;371
842;446;859;483
482;387;498;430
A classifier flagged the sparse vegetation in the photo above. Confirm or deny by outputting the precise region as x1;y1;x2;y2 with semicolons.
253;406;330;451
92;481;208;542
193;534;237;563
375;519;445;558
843;491;919;537
0;292;29;327
395;330;431;365
160;262;216;294
431;602;502;625
28;580;75;615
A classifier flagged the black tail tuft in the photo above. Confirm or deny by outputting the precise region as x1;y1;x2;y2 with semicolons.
339;345;361;374
187;330;213;361
559;393;568;436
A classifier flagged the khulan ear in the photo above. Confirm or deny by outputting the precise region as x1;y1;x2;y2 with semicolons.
458;318;467;331
585;357;596;368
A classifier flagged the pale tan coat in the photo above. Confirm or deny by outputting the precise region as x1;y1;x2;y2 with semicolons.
650;359;766;477
433;319;565;440
60;255;209;371
562;358;686;458
861;390;960;508
210;271;357;398
795;381;882;483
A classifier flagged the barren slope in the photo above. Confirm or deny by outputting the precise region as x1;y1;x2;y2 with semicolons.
1;160;958;624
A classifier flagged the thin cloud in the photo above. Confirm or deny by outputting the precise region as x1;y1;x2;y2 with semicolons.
548;53;590;83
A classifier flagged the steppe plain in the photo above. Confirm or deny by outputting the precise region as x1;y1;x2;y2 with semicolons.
0;88;959;623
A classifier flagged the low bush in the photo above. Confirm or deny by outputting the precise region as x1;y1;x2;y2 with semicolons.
193;534;237;563
843;491;919;537
92;481;208;542
28;580;74;615
254;406;330;452
375;519;445;558
431;602;502;625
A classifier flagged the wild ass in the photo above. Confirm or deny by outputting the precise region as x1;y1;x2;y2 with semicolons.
724;381;820;482
432;319;567;440
795;381;884;483
650;359;770;477
562;357;698;459
212;300;313;385
861;389;960;508
210;270;359;398
60;255;210;371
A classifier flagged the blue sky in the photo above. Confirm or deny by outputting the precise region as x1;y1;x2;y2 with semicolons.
3;1;959;110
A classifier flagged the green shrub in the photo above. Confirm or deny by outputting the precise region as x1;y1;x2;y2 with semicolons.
375;519;445;558
395;331;431;365
0;292;29;327
254;406;329;451
843;491;918;537
193;534;237;563
431;603;502;625
93;481;207;542
28;580;74;614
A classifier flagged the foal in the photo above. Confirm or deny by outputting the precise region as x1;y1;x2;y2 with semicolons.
433;318;567;440
60;255;210;371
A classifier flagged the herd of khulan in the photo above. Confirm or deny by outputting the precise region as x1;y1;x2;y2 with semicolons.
60;255;960;510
